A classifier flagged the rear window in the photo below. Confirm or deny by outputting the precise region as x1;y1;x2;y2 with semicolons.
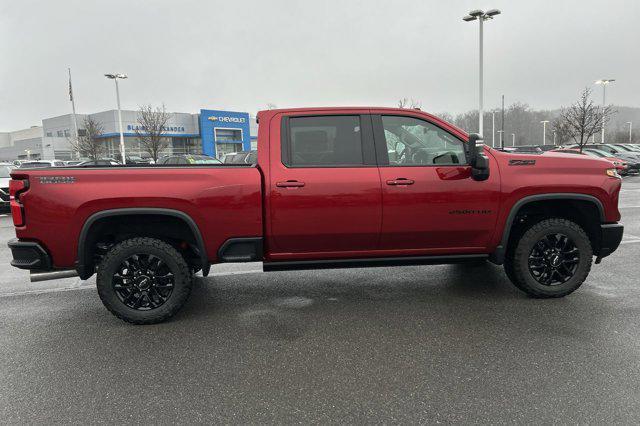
285;116;363;167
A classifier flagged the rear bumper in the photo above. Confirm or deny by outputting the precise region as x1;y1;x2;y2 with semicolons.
598;223;624;260
7;239;52;270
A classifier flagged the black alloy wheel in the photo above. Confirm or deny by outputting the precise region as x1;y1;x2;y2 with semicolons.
113;253;175;310
527;233;580;286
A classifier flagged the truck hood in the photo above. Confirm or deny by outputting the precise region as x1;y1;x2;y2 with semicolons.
491;148;613;172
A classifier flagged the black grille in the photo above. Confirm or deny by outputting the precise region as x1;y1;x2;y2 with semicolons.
0;188;9;202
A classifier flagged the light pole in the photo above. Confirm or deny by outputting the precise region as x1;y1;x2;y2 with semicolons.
594;79;615;143
463;9;501;138
511;133;516;147
540;120;549;145
492;111;496;147
553;130;557;146
628;121;633;143
497;130;504;148
104;73;128;164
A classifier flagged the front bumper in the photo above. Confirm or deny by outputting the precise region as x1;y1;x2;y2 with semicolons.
7;239;52;270
597;223;624;261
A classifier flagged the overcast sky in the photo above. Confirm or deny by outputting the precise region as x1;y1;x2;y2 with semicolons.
1;0;638;130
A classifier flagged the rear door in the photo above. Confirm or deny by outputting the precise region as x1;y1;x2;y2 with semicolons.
372;113;500;252
268;113;382;255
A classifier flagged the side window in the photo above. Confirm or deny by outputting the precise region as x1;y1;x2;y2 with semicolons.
381;116;466;166
286;116;363;166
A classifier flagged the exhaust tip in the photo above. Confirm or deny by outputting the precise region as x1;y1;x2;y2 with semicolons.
30;270;79;283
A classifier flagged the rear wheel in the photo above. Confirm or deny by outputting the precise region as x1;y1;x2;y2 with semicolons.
504;218;592;298
96;237;193;324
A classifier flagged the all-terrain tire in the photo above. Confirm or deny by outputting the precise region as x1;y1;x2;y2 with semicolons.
96;237;193;324
505;218;593;298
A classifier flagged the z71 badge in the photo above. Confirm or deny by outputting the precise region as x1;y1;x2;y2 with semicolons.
39;176;76;184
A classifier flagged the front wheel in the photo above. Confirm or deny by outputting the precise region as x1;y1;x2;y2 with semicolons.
505;218;593;298
96;237;193;324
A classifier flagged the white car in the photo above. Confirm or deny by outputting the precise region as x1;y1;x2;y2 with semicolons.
17;160;66;168
0;164;15;212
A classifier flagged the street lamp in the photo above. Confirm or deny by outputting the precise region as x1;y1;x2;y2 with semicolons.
540;120;550;145
594;79;615;143
627;121;633;143
104;73;128;164
463;8;501;138
553;130;557;146
497;130;504;148
511;133;516;147
492;111;496;147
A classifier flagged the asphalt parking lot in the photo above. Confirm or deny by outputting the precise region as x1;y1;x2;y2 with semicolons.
1;177;640;423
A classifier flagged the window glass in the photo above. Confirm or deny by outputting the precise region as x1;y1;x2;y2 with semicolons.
288;116;363;166
381;116;466;166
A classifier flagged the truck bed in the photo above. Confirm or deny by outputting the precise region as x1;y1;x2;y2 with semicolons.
10;165;263;269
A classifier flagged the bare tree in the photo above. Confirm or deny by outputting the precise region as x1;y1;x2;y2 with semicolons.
398;98;421;109
135;104;171;162
551;118;572;146
559;88;614;152
70;116;105;160
266;103;278;110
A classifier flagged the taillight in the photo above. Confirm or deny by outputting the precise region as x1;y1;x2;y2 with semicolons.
9;179;29;227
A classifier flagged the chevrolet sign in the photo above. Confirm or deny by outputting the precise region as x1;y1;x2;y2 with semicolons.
207;116;246;123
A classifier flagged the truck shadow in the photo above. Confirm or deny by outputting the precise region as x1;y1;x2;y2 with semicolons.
176;262;529;340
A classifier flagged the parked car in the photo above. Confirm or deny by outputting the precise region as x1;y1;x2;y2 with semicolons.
77;159;122;166
512;145;543;153
17;160;66;168
0;163;14;212
122;156;154;165
569;144;640;169
551;148;630;175
612;144;640;153
156;154;221;165
64;160;84;166
8;107;624;324
222;150;257;164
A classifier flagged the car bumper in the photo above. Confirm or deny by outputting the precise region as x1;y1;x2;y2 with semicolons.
7;239;52;270
597;223;624;261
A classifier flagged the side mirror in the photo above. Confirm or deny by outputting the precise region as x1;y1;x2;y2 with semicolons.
465;133;481;165
466;133;490;181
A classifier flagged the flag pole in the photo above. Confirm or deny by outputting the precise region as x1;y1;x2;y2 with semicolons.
68;67;80;159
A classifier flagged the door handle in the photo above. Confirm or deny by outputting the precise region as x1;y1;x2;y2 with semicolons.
276;180;305;188
386;178;414;186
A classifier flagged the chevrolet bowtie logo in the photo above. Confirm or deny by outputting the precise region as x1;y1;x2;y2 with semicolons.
207;116;218;121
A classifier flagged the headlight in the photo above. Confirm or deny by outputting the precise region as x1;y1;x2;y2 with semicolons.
606;168;622;179
613;161;621;166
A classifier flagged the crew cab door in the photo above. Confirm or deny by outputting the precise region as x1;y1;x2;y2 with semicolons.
372;113;500;252
268;113;382;256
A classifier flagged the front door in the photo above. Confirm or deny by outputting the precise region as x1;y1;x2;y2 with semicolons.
373;113;500;253
268;114;382;256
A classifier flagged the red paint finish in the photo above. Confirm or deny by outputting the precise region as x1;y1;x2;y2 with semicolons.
11;167;262;267
10;107;622;273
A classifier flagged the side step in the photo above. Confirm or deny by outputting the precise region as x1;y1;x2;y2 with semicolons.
263;254;488;272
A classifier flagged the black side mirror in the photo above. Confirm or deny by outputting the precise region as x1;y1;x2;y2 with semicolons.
466;133;490;181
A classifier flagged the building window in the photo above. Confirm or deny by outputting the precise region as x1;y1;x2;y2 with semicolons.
214;128;243;142
56;130;63;137
64;129;70;137
46;132;53;137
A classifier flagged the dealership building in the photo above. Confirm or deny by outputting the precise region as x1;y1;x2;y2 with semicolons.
0;109;257;161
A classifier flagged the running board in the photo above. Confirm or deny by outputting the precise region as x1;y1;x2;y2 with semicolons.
263;254;488;272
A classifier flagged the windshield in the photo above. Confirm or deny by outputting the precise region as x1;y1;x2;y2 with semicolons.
586;149;614;158
0;166;13;177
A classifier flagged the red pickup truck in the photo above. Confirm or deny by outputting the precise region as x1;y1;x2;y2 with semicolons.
8;107;624;324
